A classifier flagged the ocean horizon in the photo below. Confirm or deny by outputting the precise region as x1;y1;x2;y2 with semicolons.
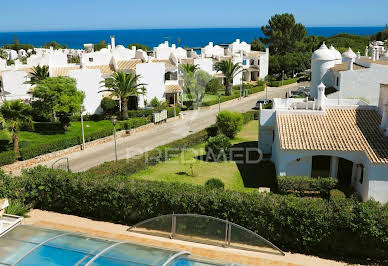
0;27;384;50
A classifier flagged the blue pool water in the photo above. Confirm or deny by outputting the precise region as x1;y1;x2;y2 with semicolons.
0;225;225;265
0;27;384;49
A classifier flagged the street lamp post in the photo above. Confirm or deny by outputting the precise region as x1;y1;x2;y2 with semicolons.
218;94;221;112
80;111;86;150
111;116;118;162
282;70;285;87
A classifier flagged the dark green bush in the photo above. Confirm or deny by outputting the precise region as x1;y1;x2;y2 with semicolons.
206;78;224;94
205;135;231;162
1;167;386;261
33;122;64;134
205;178;225;190
242;111;258;124
150;97;161;108
277;176;338;198
100;97;118;115
216;111;243;139
330;189;346;200
128;109;155;118
0;151;16;166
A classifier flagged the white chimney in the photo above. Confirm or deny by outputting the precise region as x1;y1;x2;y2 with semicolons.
372;49;377;61
365;46;369;57
348;59;354;71
357;51;361;59
376;50;380;60
110;35;116;50
172;44;176;49
316;82;326;110
379;84;388;135
381;104;388;136
132;46;136;51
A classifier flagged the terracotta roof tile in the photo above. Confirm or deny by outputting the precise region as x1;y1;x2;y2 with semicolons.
277;109;388;164
51;66;81;77
165;84;183;93
86;65;114;75
117;59;142;71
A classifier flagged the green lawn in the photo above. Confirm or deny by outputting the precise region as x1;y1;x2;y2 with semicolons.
130;120;276;191
0;120;114;148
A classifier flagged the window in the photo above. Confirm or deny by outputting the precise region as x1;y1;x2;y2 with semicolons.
359;164;364;184
336;77;339;87
250;59;255;65
89;58;93;62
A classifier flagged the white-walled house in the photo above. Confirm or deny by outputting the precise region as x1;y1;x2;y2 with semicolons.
136;62;166;108
310;43;388;105
259;82;388;203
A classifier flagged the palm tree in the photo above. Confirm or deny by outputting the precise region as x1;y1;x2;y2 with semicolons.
214;60;242;96
99;71;146;120
0;100;33;155
26;65;49;85
179;63;199;75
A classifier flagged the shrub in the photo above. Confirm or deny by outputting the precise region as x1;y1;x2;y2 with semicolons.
330;189;346;200
242;111;257;124
277;176;338;198
206;78;224;94
100;97;118;115
256;80;265;86
205;135;231;162
128;109;154;118
205;178;225;190
216;111;243;139
5;199;30;217
150;97;161;108
269;78;297;87
0;151;16;166
2;167;386;261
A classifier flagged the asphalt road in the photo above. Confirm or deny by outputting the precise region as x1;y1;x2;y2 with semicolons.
36;83;305;172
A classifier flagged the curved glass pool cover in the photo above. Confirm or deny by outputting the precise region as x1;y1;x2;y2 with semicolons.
0;225;227;265
128;214;284;256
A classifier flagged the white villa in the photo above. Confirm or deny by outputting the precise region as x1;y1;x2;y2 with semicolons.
311;43;388;105
259;44;388;203
0;37;269;114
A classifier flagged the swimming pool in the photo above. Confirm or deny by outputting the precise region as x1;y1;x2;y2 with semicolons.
0;225;232;265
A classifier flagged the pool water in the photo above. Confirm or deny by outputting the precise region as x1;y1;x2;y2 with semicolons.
0;225;228;265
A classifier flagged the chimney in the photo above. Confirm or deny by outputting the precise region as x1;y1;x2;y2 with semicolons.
372;49;376;61
356;51;361;59
381;104;388;136
348;59;354;71
376;49;380;60
365;46;369;57
316;82;326;110
110;35;116;50
172;44;176;49
380;84;388;135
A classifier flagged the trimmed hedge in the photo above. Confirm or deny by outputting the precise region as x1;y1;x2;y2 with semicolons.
1;168;386;261
277;176;338;198
33;122;64;134
268;78;297;87
19;117;150;161
0;151;16;166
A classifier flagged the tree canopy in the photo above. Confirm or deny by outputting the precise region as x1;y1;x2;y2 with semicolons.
261;13;307;55
94;40;107;52
2;34;34;51
251;38;265;51
100;72;146;120
128;43;151;51
44;41;66;49
214;60;242;96
32;77;84;116
26;65;50;85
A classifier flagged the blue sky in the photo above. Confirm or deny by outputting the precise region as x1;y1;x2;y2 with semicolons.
1;0;387;32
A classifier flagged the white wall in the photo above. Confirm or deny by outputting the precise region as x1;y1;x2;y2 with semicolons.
69;69;103;114
327;65;388;105
2;70;30;95
286;156;312;177
136;62;166;108
194;58;214;75
81;50;112;66
259;49;269;79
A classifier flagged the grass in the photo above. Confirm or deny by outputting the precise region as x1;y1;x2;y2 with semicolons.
0;120;115;148
130;120;276;192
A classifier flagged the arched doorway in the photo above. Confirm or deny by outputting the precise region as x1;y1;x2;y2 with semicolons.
337;158;353;186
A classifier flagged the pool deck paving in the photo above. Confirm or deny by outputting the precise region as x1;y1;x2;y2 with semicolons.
23;209;346;266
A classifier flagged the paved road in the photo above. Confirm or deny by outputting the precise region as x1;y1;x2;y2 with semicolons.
38;83;306;172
